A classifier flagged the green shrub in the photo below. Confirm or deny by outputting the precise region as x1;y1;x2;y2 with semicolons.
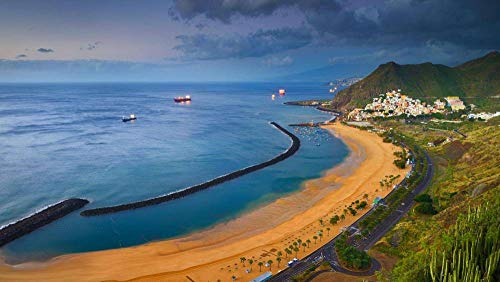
335;233;371;270
415;202;438;215
414;193;432;203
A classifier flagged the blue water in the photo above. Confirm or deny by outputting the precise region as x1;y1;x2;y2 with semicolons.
0;82;348;263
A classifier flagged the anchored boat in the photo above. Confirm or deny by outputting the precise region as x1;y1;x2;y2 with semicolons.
174;95;191;103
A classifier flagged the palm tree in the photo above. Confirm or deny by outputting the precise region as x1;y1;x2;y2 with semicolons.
306;239;311;248
285;248;292;258
240;257;246;266
340;214;345;221
326;227;331;236
293;247;299;257
248;259;254;270
258;261;263;272
276;257;282;268
363;193;369;200
319;233;323;242
293;241;298;248
302;242;307;252
297;239;302;246
313;235;318;244
319;219;323;226
277;251;283;258
267;260;273;271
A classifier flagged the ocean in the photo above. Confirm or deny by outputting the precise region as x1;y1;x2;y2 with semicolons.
0;82;348;263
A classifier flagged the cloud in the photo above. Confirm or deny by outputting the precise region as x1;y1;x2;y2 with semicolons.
263;55;294;66
37;48;54;53
174;27;312;60
15;54;28;59
80;41;102;51
170;0;296;23
170;0;500;51
170;0;340;23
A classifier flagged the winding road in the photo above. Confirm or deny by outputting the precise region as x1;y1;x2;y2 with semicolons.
269;148;434;281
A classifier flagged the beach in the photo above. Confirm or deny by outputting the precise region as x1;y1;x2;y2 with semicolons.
0;123;409;282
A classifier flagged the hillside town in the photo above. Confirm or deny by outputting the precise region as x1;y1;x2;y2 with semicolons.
346;90;482;121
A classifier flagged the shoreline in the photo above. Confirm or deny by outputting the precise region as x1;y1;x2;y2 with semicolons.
0;123;408;282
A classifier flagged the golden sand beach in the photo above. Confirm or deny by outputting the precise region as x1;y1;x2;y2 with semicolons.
0;123;409;282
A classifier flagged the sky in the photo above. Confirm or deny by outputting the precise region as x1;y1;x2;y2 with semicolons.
0;0;499;82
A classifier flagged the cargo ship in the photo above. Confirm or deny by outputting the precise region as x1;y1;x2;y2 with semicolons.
174;95;191;103
122;114;136;122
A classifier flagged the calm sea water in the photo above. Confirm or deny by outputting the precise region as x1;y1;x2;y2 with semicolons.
0;82;348;263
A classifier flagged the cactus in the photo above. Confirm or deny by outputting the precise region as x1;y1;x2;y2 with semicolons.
427;203;499;281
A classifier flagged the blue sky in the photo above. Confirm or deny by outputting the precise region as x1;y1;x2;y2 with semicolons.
0;0;498;82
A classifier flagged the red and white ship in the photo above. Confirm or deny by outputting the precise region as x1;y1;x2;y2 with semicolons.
174;95;191;103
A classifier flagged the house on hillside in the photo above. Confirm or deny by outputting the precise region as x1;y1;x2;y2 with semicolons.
445;96;466;111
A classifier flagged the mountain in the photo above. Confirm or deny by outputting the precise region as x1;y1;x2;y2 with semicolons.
331;51;500;110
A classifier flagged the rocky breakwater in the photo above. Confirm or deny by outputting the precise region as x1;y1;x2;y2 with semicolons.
80;122;300;216
0;198;89;247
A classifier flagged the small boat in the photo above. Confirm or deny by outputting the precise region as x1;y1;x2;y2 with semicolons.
174;95;191;103
122;114;136;122
279;89;286;96
271;93;276;100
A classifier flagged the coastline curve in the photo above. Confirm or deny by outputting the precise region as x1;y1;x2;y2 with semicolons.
80;122;300;216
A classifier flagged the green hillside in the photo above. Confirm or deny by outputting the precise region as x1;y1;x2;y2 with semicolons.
331;51;500;110
370;118;500;281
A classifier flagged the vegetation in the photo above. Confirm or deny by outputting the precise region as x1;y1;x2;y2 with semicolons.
335;232;371;270
393;149;408;169
372;119;499;282
414;193;432;203
291;262;332;282
414;202;437;215
428;204;499;281
331;51;499;111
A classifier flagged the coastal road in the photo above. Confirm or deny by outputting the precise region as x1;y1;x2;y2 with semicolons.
270;149;434;281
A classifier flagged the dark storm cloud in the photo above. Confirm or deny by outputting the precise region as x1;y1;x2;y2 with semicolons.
15;54;28;59
174;27;312;60
170;0;500;50
170;0;293;23
37;48;54;53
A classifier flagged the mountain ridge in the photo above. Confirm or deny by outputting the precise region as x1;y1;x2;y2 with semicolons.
331;51;500;110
